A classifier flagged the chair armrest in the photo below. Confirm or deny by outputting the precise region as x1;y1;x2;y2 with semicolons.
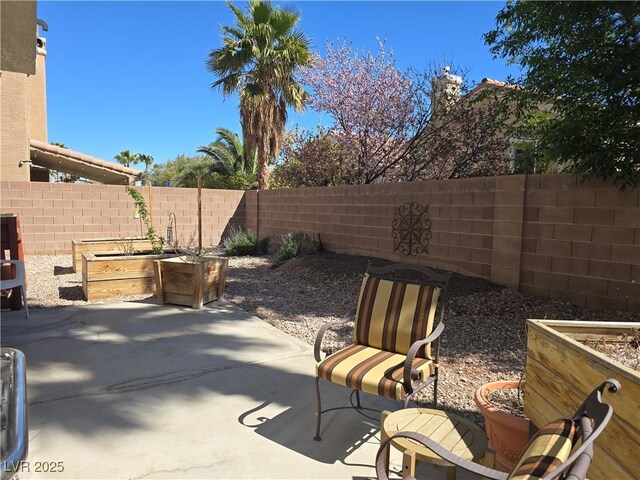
376;431;508;480
314;308;356;362
403;322;445;389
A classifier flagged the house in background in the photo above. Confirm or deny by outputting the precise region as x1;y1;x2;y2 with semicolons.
0;1;140;185
431;69;556;174
468;77;558;172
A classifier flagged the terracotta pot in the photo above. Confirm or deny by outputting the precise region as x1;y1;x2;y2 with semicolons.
474;381;530;472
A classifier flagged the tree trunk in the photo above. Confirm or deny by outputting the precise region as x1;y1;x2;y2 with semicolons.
257;144;270;189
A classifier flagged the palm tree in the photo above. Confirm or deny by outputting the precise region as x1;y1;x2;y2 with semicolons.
137;153;155;184
174;157;214;188
207;1;312;189
114;150;139;168
197;127;257;176
174;158;214;254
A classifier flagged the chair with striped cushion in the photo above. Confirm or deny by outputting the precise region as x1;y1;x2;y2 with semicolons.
375;378;620;480
313;262;451;441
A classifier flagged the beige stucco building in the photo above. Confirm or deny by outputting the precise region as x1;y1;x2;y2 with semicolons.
431;68;556;173
0;1;140;185
1;1;39;181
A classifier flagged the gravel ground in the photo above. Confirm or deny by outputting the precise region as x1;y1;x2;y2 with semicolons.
23;255;153;307
16;252;640;424
223;251;639;424
488;386;526;418
583;333;640;371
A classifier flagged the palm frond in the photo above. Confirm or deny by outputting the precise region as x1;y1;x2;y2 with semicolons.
210;73;244;97
215;128;244;158
227;1;248;25
174;157;215;186
220;25;244;41
251;0;272;24
269;9;297;37
282;82;307;111
198;126;256;176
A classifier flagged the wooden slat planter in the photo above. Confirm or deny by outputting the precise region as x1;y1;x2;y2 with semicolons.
72;237;152;273
525;320;640;480
82;251;173;300
153;256;228;309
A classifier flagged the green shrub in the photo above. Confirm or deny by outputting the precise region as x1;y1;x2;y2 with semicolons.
224;228;270;256
276;232;315;262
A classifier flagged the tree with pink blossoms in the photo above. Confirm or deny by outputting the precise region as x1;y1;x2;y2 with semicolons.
272;127;359;188
292;39;510;186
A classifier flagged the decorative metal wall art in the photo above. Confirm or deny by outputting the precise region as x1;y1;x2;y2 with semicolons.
392;202;432;256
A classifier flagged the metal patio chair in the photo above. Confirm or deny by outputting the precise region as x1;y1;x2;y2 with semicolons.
0;259;29;318
376;378;621;480
313;262;451;441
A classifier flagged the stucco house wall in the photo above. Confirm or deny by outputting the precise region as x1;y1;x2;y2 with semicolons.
0;0;37;181
0;71;31;181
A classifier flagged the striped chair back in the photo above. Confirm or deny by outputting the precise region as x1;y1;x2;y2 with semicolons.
354;273;440;358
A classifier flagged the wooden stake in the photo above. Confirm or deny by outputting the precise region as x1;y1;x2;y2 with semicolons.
197;175;202;254
148;183;154;229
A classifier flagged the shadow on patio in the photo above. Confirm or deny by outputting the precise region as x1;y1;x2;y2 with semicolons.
1;299;397;478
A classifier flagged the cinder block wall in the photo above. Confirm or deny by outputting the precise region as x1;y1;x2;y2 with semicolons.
246;174;639;312
0;181;245;255
246;176;500;279
1;174;638;311
520;175;640;311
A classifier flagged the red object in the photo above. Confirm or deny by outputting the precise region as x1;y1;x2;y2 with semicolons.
1;214;25;311
474;381;530;472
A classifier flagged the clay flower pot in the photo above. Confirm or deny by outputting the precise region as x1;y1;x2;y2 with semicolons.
474;381;530;472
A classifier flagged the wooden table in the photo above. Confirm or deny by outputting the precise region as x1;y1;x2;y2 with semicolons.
381;408;488;480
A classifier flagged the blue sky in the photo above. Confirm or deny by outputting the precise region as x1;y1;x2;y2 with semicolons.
39;1;518;165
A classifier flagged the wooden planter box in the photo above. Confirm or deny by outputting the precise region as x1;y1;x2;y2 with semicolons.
72;237;152;273
82;250;173;300
525;320;640;480
153;256;228;309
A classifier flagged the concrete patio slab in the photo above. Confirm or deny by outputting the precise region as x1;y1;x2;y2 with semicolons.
1;300;476;479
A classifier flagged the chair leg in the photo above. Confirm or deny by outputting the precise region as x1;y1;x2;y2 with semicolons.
354;389;362;408
402;449;417;479
445;465;457;480
433;373;439;408
314;376;322;441
380;410;391;477
484;448;496;469
21;285;28;318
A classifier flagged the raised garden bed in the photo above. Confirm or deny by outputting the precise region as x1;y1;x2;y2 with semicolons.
82;250;175;300
525;319;640;480
72;237;152;273
154;256;228;309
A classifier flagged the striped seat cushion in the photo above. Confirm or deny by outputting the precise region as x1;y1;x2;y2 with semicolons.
355;273;440;358
316;344;434;401
508;419;577;480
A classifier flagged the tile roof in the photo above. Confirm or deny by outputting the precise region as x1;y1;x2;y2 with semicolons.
29;140;141;185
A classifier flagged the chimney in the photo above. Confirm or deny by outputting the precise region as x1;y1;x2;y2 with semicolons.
27;20;48;142
431;66;462;116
